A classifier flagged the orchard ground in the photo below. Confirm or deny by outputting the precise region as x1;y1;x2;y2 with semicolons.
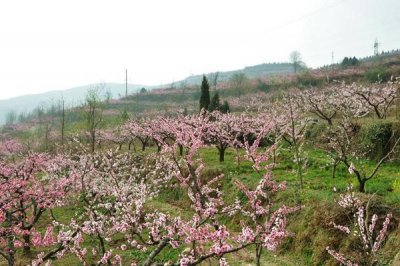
3;141;397;266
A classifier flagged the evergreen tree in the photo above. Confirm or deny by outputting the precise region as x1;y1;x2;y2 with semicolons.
199;75;210;111
220;100;230;114
341;56;359;67
341;57;349;67
208;92;221;112
351;56;359;65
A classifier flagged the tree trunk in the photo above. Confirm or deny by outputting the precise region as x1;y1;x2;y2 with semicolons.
128;140;133;151
332;161;338;179
7;257;14;266
219;149;225;162
44;123;49;151
143;238;170;266
91;132;95;153
141;142;146;151
255;244;262;266
235;148;241;167
218;146;226;162
294;146;303;189
352;169;366;193
359;179;366;193
272;147;276;168
396;86;400;120
179;144;183;156
6;213;15;266
332;164;336;179
23;234;31;255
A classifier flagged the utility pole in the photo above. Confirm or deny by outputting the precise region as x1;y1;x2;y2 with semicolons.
396;85;400;120
60;98;65;148
331;51;334;66
125;69;128;98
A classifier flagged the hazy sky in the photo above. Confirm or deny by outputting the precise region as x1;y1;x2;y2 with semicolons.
0;0;399;100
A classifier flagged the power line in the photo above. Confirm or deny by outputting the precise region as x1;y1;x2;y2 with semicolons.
261;0;353;35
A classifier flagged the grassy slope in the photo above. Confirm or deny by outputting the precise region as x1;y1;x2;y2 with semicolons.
200;145;400;265
2;54;400;265
1;140;399;265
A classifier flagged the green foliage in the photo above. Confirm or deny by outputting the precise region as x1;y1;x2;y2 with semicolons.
393;178;400;193
360;121;396;161
85;88;104;109
296;72;324;88
341;56;359;67
255;79;271;93
129;246;183;264
199;75;210;111
208;91;221;112
119;109;130;123
220;100;230;114
305;121;328;141
365;67;391;83
181;63;293;85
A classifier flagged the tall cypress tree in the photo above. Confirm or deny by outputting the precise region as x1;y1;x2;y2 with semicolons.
199;75;210;111
208;91;221;112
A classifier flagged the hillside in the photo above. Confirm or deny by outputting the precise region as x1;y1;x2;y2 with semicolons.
105;53;400;118
0;62;296;125
181;62;294;85
1;76;400;265
0;83;146;125
3;52;400;126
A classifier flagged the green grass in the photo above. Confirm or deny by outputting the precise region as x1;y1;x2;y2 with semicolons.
199;145;400;203
1;141;399;265
196;144;400;264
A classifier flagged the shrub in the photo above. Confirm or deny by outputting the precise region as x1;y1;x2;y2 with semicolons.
255;79;271;93
360;121;400;161
305;121;328;141
297;72;324;88
365;67;391;83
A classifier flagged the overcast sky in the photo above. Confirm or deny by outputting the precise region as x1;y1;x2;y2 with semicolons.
0;0;399;100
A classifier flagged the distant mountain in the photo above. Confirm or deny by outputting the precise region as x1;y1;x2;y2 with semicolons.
0;83;146;125
181;62;294;85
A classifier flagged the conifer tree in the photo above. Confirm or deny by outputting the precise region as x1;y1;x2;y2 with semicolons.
220;100;230;114
208;91;221;112
199;75;210;111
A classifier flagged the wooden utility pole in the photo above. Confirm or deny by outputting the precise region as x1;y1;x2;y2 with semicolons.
60;98;65;148
125;69;128;98
396;85;400;120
